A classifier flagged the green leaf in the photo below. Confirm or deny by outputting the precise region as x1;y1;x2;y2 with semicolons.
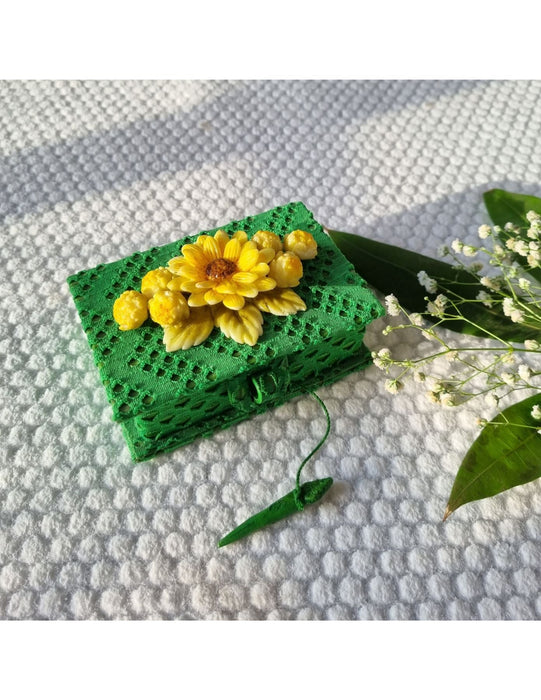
483;188;541;285
483;188;541;228
444;393;541;519
328;229;541;343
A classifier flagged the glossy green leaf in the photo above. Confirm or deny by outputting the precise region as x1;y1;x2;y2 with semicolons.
483;188;541;285
328;229;541;343
444;393;541;519
483;188;541;228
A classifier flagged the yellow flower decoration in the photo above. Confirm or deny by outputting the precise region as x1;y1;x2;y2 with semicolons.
113;227;319;350
168;230;276;311
113;290;148;330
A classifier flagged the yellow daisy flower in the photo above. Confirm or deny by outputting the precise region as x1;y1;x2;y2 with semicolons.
168;230;277;311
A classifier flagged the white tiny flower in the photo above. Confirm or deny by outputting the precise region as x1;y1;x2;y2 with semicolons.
478;224;491;239
384;294;401;316
417;270;437;294
462;245;477;257
413;371;426;383
500;372;516;386
515;240;529;257
486;393;499;407
437;245;450;257
451;239;463;253
525;339;540;350
476;290;493;307
529;241;540;251
526;210;541;223
475;417;488;427
385;379;403;395
426;390;440;404
493;244;505;256
481;276;501;291
502;297;525;323
505;222;519;232
408;313;424;327
518;277;531;291
527;253;540;267
468;262;484;273
531;404;541;421
382;325;393;336
440;392;456;407
506;238;517;252
518;364;532;381
501;352;515;365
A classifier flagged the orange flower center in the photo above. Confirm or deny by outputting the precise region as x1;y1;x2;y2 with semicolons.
205;258;237;280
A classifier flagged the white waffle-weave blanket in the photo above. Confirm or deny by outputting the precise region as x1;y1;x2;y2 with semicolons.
1;80;540;619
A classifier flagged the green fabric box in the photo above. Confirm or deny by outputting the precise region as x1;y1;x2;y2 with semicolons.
67;202;383;461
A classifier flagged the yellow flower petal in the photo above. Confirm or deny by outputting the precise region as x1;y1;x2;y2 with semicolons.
233;230;248;244
253;289;306;316
250;262;270;277
204;288;225;305
232;271;258;284
213;303;263;346
201;236;220;260
214;280;237;295
181;243;208;267
222;294;246;310
163;307;214;351
214;229;230;255
254;277;277;292
238;243;260;272
188;292;208;307
223;238;242;262
259;248;276;264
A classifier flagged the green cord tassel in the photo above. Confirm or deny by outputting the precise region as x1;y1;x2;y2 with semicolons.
218;391;333;547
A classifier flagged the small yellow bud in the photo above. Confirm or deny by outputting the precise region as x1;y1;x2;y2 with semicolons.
113;290;148;331
269;251;303;288
252;230;282;254
148;290;190;327
141;267;174;299
283;230;317;260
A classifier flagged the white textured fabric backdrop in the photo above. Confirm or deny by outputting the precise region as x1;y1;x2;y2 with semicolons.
1;80;541;620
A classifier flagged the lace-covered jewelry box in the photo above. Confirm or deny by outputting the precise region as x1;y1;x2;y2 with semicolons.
67;202;384;461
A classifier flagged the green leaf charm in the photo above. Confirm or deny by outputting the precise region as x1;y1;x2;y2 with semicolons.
328;229;541;343
218;477;333;547
444;393;541;519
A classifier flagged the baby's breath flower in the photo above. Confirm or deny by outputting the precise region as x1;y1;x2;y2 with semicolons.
518;277;531;291
451;239;463;253
525;339;540;350
500;372;516;386
385;294;401;316
413;371;426;383
468;262;484;273
515;240;530;257
527;253;541;267
505;222;520;233
382;325;394;336
506;238;517;252
417;270;437;294
385;379;403;395
526;210;541;223
476;417;488;427
502;297;525;323
476;290;493;307
372;348;392;370
426;390;440;403
437;245;450;256
408;313;424;326
481;276;501;291
486;393;499;407
440;392;456;407
531;405;541;421
478;225;491;239
518;364;532;381
462;245;478;257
